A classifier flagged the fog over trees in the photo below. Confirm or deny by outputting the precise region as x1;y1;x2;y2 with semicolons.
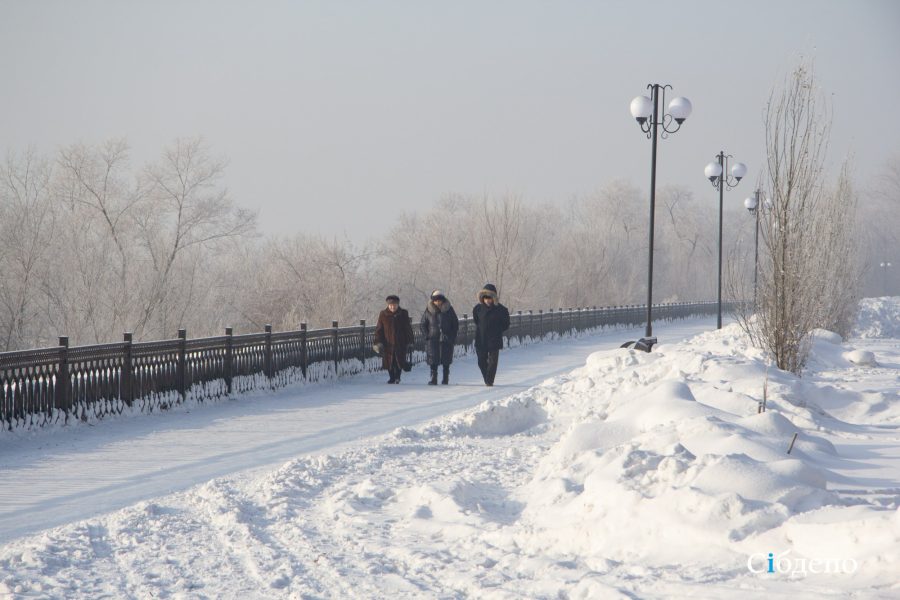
2;132;898;351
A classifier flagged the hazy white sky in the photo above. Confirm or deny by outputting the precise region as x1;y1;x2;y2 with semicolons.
3;0;899;240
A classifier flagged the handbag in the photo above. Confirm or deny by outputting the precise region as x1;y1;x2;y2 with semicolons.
403;345;413;371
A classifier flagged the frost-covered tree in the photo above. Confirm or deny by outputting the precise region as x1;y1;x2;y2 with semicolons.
0;151;56;349
0;138;257;348
736;61;861;374
134;137;256;339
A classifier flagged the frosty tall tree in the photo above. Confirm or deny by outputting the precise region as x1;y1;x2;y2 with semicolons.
738;62;860;374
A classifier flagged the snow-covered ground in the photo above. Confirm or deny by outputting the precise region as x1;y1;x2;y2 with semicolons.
1;303;899;599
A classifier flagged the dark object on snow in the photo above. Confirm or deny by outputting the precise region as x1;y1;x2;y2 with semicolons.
620;336;657;352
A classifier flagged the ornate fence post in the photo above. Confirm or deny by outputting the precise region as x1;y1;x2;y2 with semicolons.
56;336;70;420
516;310;523;345
264;324;273;385
300;323;308;378
224;327;233;395
332;320;339;376
122;332;133;407
359;319;367;363
528;310;534;343
177;329;187;402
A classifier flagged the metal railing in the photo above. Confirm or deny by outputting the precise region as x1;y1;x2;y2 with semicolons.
1;301;729;430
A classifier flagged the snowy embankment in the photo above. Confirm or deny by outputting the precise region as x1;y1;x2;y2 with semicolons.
1;302;899;598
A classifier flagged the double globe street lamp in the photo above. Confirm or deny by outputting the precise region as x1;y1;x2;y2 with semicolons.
627;84;692;350
744;189;772;306
705;152;747;329
879;261;893;296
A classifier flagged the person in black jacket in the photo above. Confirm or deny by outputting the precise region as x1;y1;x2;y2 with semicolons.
374;295;415;384
472;283;510;386
420;290;459;385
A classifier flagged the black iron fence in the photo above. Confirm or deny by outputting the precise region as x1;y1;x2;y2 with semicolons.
1;301;728;430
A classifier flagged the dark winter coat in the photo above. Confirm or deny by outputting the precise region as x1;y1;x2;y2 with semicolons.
472;301;510;352
374;308;415;371
420;300;459;367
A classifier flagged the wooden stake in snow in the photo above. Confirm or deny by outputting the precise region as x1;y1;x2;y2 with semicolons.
787;432;799;454
758;369;770;413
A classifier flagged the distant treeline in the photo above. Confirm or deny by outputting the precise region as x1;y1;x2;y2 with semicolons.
1;136;897;350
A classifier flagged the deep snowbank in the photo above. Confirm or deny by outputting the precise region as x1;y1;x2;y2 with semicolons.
853;296;900;339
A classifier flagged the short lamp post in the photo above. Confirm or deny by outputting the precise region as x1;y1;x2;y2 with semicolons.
627;84;692;350
743;189;772;307
705;151;747;329
880;261;893;296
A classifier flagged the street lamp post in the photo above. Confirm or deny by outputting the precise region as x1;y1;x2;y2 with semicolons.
705;151;747;329
879;261;893;296
628;84;692;348
743;189;771;307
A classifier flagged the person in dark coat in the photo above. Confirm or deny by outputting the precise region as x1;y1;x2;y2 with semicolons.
374;295;415;384
420;289;459;385
472;283;510;386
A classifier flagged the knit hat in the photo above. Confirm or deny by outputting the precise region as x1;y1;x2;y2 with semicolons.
385;295;400;304
430;289;446;302
477;283;498;302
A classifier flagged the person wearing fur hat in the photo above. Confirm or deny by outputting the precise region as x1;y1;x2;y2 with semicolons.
420;290;459;385
472;283;510;386
374;295;415;384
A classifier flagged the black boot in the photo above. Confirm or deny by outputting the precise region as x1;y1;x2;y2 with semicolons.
428;367;438;385
441;366;449;385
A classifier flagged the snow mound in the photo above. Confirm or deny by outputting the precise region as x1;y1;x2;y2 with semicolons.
843;349;878;366
811;328;843;345
807;329;850;369
807;329;880;371
852;296;900;338
395;392;547;440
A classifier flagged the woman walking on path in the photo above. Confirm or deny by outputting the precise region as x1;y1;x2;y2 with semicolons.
374;295;415;384
472;283;510;386
420;290;459;385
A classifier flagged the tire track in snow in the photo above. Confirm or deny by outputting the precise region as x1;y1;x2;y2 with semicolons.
193;478;315;596
107;498;259;599
257;452;392;597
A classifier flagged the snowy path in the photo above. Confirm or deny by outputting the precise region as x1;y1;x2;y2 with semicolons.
0;317;717;545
